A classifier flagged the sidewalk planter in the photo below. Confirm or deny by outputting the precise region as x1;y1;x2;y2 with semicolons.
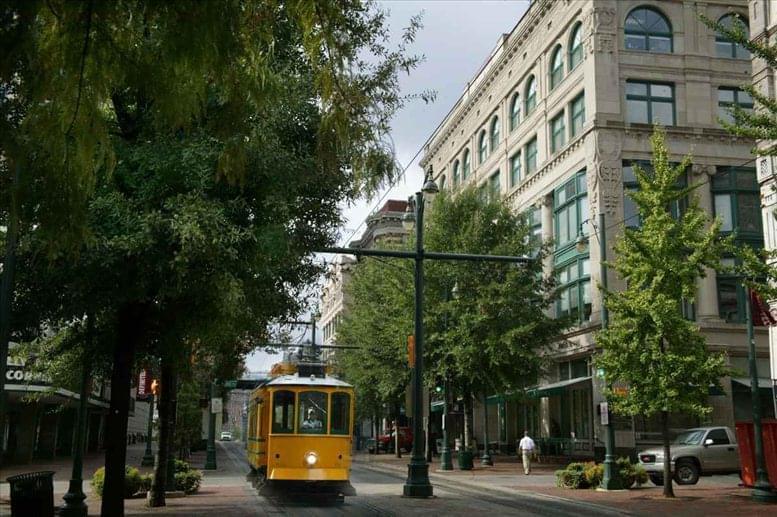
735;420;777;489
6;470;55;517
458;450;474;470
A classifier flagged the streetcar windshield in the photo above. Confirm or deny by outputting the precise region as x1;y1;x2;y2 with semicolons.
298;391;327;434
330;392;351;435
272;390;295;434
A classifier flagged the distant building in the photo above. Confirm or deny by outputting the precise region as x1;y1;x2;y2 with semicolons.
319;199;409;362
420;0;768;457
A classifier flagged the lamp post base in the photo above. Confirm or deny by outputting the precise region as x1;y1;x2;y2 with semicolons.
204;448;217;470
439;447;453;471
60;481;88;517
403;462;433;498
141;451;155;467
600;457;622;490
752;483;777;503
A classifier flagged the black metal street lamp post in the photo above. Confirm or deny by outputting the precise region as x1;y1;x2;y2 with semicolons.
318;167;533;497
141;395;155;467
576;212;619;490
60;358;91;517
204;381;218;470
481;394;493;466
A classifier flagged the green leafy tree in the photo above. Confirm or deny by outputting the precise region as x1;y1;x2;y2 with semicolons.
596;129;731;497
336;188;563;449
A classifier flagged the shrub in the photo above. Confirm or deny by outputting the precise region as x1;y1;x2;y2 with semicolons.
174;459;191;474
583;462;603;487
91;466;143;498
555;462;590;489
175;469;203;494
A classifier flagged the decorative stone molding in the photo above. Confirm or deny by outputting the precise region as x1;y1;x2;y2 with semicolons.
584;6;617;54
590;130;622;217
691;163;714;178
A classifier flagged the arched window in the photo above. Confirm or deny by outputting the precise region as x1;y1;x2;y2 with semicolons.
440;174;446;191
510;93;521;131
490;116;500;151
525;76;537;115
453;160;460;185
568;22;583;70
624;6;672;53
716;14;750;59
550;46;564;90
478;130;488;163
462;149;471;179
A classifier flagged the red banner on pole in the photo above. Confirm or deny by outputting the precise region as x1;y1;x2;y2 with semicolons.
137;369;153;398
750;290;777;327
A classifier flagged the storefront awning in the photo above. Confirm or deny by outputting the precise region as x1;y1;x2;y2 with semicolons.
431;400;444;412
6;383;110;408
731;377;773;389
526;376;592;398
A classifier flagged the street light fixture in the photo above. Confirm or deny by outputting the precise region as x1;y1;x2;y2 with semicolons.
574;212;620;490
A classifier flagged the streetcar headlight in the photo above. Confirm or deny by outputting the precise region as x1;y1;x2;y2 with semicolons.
305;452;318;466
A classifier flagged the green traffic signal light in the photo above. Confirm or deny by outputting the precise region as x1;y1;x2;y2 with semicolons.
435;385;443;393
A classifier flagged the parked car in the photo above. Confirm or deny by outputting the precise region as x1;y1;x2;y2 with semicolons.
368;426;413;453
220;431;233;441
637;426;739;486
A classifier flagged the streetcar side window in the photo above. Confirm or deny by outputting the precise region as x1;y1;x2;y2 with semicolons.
298;391;327;435
330;392;351;435
272;390;295;434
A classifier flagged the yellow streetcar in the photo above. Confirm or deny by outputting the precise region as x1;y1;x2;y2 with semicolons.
246;362;356;499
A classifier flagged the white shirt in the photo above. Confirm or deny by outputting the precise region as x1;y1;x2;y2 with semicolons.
519;436;535;452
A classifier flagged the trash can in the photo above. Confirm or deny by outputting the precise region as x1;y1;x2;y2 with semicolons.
458;450;474;470
6;471;55;517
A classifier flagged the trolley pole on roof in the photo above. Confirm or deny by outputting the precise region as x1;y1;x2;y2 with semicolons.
317;167;534;498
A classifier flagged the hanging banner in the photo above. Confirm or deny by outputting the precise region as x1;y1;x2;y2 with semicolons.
751;290;777;327
137;369;153;398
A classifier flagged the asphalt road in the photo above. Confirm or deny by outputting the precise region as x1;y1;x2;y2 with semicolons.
214;441;623;516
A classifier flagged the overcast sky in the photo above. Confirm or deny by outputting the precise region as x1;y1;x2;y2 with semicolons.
244;0;530;373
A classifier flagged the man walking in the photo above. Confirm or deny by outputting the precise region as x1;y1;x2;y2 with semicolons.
518;430;536;475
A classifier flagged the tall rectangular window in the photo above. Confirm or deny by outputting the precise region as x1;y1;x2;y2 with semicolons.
488;170;500;200
551;111;566;153
626;81;675;125
570;92;585;137
553;170;588;250
555;257;591;323
524;206;543;255
718;87;754;125
712;167;762;323
510;151;522;187
525;137;538;174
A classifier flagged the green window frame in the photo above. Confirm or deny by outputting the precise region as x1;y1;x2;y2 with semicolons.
570;92;585;137
490;116;500;152
488;170;500;201
626;80;675;126
463;149;471;179
717;87;753;125
622;160;687;228
550;111;566;154
510;151;522;187
525;76;537;115
716;14;750;59
624;6;673;53
717;257;746;323
568;22;583;70
453;160;460;185
550;45;564;90
525;137;538;174
478;130;488;163
712;166;762;239
553;170;588;251
510;93;521;131
555;256;592;323
524;206;543;254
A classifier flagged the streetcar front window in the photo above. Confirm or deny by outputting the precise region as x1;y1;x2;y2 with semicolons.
272;390;295;434
330;392;351;435
298;391;327;434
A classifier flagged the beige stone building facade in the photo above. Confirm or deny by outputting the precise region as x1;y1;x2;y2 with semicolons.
749;0;777;417
420;0;770;457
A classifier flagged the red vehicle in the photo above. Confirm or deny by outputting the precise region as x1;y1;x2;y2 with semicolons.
370;426;413;453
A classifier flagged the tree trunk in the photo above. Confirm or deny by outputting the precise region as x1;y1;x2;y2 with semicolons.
148;358;174;507
101;304;144;517
661;410;674;498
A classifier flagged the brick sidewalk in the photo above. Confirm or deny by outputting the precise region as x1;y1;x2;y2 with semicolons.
356;451;777;516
